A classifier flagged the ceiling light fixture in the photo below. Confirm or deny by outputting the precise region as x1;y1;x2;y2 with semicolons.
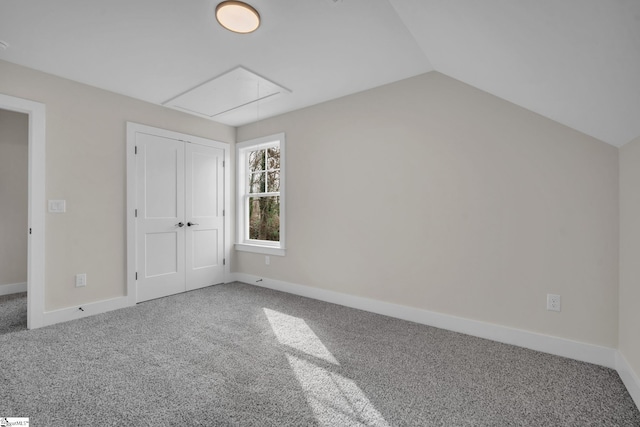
215;1;260;34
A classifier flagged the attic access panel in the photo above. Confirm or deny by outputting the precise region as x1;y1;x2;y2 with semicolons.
163;67;290;119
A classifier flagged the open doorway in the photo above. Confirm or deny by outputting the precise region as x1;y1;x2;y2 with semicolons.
0;93;46;330
0;108;28;333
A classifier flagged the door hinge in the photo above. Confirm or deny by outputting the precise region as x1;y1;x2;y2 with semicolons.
135;146;137;154
223;258;226;266
135;272;138;280
223;209;225;217
29;228;32;235
135;209;138;218
223;160;225;167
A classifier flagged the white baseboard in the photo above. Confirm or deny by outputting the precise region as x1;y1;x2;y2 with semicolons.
230;273;616;369
16;273;638;411
40;296;134;328
616;352;640;409
0;282;27;296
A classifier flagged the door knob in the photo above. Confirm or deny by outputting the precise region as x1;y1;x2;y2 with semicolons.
187;222;199;227
175;222;184;227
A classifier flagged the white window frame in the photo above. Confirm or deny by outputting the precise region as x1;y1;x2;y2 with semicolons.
235;133;285;256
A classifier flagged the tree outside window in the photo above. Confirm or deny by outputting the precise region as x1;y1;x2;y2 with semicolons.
236;133;285;256
248;146;280;241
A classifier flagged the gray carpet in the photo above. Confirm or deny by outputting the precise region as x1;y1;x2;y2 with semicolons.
0;292;27;335
1;283;638;426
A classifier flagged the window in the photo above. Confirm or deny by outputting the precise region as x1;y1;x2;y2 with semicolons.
236;133;285;256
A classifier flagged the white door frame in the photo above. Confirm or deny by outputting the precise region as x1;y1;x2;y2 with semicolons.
126;122;231;304
0;93;46;329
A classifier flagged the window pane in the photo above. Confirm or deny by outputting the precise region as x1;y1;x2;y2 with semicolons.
267;171;280;192
249;149;265;172
249;196;280;241
267;147;280;170
249;172;265;193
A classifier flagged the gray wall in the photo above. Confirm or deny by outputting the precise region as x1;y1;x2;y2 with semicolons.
0;109;28;288
237;72;619;348
620;135;640;387
0;59;235;310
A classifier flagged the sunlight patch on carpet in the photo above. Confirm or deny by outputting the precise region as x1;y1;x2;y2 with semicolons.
263;308;339;365
264;307;389;426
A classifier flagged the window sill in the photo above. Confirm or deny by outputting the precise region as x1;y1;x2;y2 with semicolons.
235;243;286;257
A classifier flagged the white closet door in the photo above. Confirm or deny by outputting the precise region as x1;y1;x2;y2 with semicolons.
185;143;225;290
136;133;186;302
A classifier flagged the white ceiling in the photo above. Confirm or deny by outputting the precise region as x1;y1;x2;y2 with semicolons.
1;0;638;146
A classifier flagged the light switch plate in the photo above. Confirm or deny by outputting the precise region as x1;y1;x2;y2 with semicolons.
48;200;66;213
75;273;87;288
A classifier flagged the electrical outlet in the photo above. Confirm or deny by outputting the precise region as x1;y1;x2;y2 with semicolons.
547;294;561;312
75;273;87;288
265;256;270;265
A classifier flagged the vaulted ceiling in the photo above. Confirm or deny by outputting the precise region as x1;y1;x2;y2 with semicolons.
1;0;638;146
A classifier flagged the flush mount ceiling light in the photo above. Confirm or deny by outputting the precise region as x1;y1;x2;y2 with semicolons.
216;1;260;34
